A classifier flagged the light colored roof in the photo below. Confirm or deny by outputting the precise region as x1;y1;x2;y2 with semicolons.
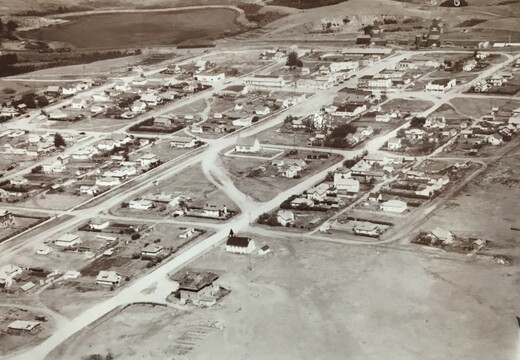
8;320;40;331
236;137;258;147
431;227;452;239
382;199;407;207
57;233;79;242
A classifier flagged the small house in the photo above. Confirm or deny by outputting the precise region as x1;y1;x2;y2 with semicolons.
380;199;407;213
258;245;271;256
55;233;81;248
7;321;41;335
235;137;260;153
96;271;121;286
141;244;164;258
277;210;295;226
430;227;453;245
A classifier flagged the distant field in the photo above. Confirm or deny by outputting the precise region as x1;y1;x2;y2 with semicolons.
22;8;241;49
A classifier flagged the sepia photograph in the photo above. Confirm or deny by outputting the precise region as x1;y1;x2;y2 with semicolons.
0;0;519;359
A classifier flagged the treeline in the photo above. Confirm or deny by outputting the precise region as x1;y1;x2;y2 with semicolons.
269;0;347;9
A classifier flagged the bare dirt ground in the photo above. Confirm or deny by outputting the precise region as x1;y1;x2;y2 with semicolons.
46;235;520;360
420;154;520;261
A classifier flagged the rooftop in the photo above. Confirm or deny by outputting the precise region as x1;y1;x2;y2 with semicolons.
175;270;218;292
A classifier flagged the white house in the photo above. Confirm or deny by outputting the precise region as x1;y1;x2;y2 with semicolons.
71;98;87;109
425;79;456;93
194;72;225;83
235;137;260;153
277;210;295;226
226;235;256;254
387;138;402;150
141;244;164;258
334;174;360;195
139;153;159;167
243;75;285;88
430;227;453;245
170;135;197;148
488;133;503;146
380;199;407;213
96;177;121;187
307;183;330;201
55;233;81;248
96;271;121;286
128;199;153;210
131;101;147;113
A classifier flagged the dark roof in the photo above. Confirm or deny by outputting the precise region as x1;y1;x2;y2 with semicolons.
222;85;245;92
260;245;270;251
227;236;251;247
175;271;218;292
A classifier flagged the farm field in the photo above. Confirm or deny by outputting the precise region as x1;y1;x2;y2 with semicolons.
47;234;520;360
22;8;242;48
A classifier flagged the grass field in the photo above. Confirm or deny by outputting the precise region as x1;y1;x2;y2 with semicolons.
22;8;241;48
222;151;342;202
450;97;520;118
47;234;520;360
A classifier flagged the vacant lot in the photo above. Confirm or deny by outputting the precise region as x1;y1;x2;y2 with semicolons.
450;97;520;119
48;234;520;360
23;8;241;48
222;151;342;202
419;155;520;261
382;98;434;114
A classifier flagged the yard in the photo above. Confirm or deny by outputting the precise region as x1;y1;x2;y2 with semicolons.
46;234;520;360
112;164;240;219
0;306;55;358
418;155;520;261
221;151;342;202
381;98;434;114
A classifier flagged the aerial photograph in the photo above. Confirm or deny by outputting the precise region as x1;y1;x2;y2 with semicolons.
0;0;518;358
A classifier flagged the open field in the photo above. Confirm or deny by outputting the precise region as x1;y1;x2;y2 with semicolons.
381;98;434;114
450;97;520;119
222;151;342;202
47;235;520;360
419;155;520;261
22;8;242;49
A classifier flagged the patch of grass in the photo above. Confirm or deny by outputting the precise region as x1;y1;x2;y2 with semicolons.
455;19;487;28
268;0;347;9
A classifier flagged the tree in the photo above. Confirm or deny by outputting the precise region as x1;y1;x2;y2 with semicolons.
0;19;3;33
37;95;49;107
54;133;66;148
410;117;426;128
286;51;303;67
21;93;37;108
6;20;18;32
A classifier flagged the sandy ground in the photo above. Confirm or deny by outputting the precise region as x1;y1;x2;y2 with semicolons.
420;154;520;260
47;235;520;360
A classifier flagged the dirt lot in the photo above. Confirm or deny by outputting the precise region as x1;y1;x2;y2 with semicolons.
419;155;520;261
0;306;55;358
222;151;342;202
9;192;91;211
47;234;520;360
